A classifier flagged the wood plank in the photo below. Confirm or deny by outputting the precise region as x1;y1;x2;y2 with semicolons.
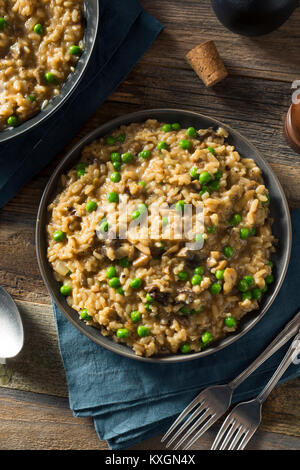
0;388;299;450
141;0;300;83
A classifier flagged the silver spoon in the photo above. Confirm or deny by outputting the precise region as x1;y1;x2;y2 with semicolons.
0;286;24;364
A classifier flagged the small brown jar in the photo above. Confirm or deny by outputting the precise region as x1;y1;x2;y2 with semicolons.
284;101;300;154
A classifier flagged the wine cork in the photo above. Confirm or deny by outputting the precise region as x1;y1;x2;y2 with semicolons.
186;40;228;87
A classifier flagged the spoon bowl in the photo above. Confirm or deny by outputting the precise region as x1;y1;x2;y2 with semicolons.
0;286;24;361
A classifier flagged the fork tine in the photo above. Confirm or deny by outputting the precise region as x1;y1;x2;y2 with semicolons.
161;395;202;442
172;409;211;450
228;427;244;450
211;415;235;450
237;428;255;450
182;414;217;450
219;421;238;450
165;402;206;448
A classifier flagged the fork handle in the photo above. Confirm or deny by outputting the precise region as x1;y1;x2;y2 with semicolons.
229;310;300;390
257;330;300;404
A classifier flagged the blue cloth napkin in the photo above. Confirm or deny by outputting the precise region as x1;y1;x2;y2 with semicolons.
0;0;163;208
53;209;300;450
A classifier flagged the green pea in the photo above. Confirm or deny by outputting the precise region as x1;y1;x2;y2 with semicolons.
77;168;86;178
207;146;216;155
75;162;87;171
179;139;191;150
121;152;133;163
209;180;219;191
119;257;130;268
157;141;169;151
191;307;203;314
194;266;205;275
240;228;250;240
45;72;57;84
238;279;249;293
194;233;203;243
145;302;152;311
130;311;142;323
201;331;213;345
229;214;242;226
69;45;82;56
210;283;222;295
130;278;142;289
186;127;197;138
116;328;129;338
179;306;189;315
244;275;254;286
34;23;44;35
108;277;121;288
110;171;121;183
207;225;216;234
268;261;274;269
137;203;147;214
199;171;212;185
162;124;172;132
138;150;151;159
116;133;126;143
249;227;257;236
7;115;18;127
252;288;262;300
80;308;92;321
191;274;202;286
107;191;119;203
131;210;141;220
190;166;198;179
199;188;210;197
265;274;274;284
242;291;253;301
0;17;8;30
223;245;234;258
53;230;66;242
262;193;270;205
116;287;125;295
224;316;236;328
105;136;115;145
99;219;109;233
26;95;36;102
171;123;181;131
137;325;150;337
138;181;146;187
112;161;122;171
214;170;222;180
180;343;191;354
110;152;121;163
178;271;189;281
60;284;72;296
175;200;185;213
215;269;224;280
262;284;268;293
106;266;117;279
162;216;169;227
86;201;98;212
146;293;154;303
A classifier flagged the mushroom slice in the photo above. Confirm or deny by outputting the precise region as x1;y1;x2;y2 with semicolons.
133;254;151;267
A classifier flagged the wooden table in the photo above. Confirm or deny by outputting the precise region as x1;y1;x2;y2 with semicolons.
0;0;299;450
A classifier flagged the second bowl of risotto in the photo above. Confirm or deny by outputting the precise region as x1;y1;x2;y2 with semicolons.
36;109;291;363
0;0;99;142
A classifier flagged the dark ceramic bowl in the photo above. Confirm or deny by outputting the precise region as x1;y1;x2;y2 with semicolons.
36;109;292;363
0;0;99;143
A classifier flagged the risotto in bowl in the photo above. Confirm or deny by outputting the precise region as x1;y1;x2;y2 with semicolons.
36;109;291;362
0;0;98;142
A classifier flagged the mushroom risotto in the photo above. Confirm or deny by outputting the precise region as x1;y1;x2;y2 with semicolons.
0;0;84;130
46;120;276;357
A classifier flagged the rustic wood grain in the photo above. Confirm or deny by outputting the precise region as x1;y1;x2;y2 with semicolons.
0;0;299;451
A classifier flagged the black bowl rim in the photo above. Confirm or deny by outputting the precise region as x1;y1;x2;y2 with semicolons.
0;0;99;143
36;108;292;363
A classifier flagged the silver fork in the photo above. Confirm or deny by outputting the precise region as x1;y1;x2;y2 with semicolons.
161;310;300;450
211;328;300;450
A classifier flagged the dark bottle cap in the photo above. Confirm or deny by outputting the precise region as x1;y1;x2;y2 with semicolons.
284;102;300;154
